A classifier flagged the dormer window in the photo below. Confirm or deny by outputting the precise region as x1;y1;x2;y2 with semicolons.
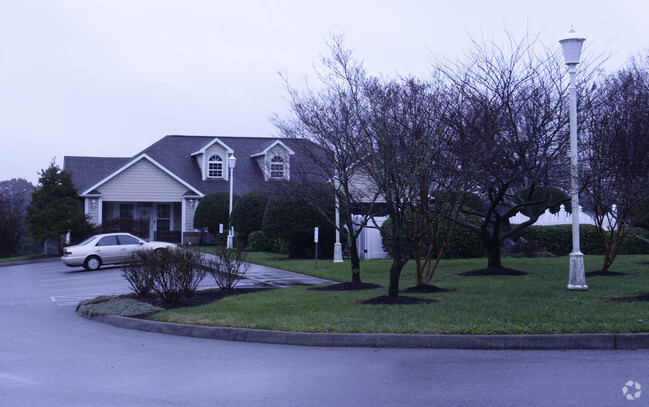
208;155;223;178
270;156;285;179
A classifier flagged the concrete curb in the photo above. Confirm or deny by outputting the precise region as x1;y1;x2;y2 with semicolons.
77;305;649;350
0;257;59;267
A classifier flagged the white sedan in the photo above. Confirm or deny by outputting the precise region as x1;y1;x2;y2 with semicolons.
61;233;177;271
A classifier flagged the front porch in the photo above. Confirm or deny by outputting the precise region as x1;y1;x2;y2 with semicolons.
84;198;200;244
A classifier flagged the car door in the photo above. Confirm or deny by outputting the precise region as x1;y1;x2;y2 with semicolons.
94;235;122;265
116;234;143;263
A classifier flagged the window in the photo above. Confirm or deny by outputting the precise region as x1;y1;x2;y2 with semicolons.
120;203;134;219
117;235;140;245
96;236;118;246
270;156;284;179
208;155;223;178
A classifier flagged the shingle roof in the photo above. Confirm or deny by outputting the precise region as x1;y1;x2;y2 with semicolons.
64;156;131;194
64;135;325;196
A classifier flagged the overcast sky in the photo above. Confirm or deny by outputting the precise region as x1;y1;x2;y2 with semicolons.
1;0;647;184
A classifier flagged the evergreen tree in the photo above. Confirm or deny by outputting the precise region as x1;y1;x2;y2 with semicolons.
26;162;91;252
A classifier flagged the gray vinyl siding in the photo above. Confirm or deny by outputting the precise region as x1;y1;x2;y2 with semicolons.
97;159;188;202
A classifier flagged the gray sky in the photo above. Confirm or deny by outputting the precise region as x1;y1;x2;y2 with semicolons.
1;0;647;184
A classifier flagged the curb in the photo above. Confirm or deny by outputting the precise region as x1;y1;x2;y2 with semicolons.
0;257;59;268
77;305;649;350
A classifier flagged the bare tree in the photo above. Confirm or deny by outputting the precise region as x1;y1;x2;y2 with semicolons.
438;32;580;271
273;36;383;285
357;75;465;296
580;53;649;272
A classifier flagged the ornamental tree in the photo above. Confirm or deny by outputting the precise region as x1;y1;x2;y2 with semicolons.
580;53;649;272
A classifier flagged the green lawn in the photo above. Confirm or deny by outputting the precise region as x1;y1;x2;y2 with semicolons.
150;252;649;335
0;254;49;264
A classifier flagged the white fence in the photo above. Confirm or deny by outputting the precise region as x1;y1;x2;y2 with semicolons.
354;215;389;260
509;204;616;229
354;205;616;260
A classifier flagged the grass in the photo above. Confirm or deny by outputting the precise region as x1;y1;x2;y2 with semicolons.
0;254;52;264
150;252;649;335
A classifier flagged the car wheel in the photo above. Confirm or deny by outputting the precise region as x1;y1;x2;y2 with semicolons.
84;256;102;271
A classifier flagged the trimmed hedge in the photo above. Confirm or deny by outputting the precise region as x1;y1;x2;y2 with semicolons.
516;225;649;255
379;218;649;259
379;216;486;260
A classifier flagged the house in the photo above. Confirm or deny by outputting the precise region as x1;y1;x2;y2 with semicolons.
64;135;322;244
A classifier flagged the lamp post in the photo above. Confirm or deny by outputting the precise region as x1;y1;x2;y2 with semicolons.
560;28;588;290
333;184;343;263
227;154;237;249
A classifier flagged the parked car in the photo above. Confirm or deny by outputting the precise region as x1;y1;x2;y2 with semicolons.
61;233;177;270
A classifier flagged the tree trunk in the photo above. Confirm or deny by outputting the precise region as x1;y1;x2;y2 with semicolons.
413;244;424;286
349;233;362;284
486;244;502;268
388;260;404;297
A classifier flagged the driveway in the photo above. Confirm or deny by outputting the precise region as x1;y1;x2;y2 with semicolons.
0;260;647;406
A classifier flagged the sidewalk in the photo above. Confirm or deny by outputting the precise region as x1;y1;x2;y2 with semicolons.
242;262;334;287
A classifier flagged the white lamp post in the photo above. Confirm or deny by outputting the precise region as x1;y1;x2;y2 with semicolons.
333;180;343;263
227;154;237;249
560;28;588;290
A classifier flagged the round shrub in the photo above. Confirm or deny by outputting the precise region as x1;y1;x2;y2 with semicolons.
248;230;273;251
262;187;335;258
230;192;268;241
193;192;239;235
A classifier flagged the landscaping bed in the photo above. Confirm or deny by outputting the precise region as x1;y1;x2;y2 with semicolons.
82;253;649;335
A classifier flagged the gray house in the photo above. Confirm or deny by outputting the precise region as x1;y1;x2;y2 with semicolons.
64;135;320;244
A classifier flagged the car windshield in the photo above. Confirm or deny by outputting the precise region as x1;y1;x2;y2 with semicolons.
77;236;97;246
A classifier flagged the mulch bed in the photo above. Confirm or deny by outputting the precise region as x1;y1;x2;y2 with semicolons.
457;267;527;277
402;284;455;293
602;293;649;303
361;295;439;305
585;270;636;277
309;282;382;291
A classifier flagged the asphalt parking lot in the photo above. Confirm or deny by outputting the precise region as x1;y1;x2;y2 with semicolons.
1;260;648;406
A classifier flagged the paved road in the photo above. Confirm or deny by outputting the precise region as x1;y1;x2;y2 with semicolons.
0;260;648;406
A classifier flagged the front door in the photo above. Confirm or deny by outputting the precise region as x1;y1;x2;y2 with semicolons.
155;203;171;240
137;206;152;240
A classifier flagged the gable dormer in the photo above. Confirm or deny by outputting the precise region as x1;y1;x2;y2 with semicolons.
250;140;295;181
190;137;234;181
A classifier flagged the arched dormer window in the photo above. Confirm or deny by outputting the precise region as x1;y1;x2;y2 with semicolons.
270;156;284;179
208;155;223;178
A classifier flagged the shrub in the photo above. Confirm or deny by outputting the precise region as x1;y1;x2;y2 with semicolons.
95;217;149;238
121;248;207;305
515;224;621;256
205;245;251;290
213;230;246;249
262;188;335;258
248;230;273;251
230;192;268;242
380;216;485;259
121;250;155;296
617;227;649;254
193;192;239;235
